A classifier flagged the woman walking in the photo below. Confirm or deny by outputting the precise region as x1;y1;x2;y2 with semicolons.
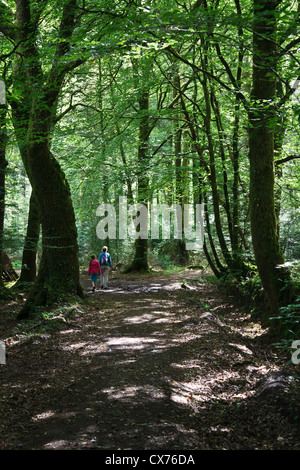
99;246;112;289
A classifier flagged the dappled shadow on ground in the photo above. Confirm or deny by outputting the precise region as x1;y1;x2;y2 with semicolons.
0;270;299;450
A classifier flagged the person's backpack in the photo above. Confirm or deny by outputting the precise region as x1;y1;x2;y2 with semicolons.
101;252;108;265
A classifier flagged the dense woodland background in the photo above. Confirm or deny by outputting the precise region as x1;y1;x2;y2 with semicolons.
0;0;299;339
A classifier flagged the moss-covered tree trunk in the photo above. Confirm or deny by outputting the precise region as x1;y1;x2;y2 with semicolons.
18;127;82;318
10;0;83;318
249;0;289;317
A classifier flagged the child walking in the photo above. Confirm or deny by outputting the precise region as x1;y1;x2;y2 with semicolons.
88;255;101;292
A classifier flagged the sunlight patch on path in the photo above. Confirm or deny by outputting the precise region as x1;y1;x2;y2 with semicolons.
102;384;166;401
105;336;158;351
123;311;175;325
100;280;186;294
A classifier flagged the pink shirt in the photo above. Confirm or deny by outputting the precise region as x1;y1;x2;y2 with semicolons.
88;259;101;275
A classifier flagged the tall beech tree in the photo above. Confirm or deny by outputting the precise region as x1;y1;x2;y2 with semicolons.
248;0;291;317
1;0;86;317
123;56;153;273
125;91;151;273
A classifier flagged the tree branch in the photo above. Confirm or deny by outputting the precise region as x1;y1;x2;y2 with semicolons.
46;0;84;104
166;45;237;96
275;155;300;166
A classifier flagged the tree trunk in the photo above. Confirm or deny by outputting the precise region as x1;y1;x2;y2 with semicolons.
124;92;150;273
174;75;189;265
17;133;83;318
201;69;232;268
2;252;19;282
14;191;40;290
248;0;289;317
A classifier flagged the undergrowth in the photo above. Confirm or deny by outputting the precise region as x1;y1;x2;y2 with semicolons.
218;261;300;344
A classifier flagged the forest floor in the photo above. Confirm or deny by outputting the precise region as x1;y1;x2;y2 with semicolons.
0;268;300;451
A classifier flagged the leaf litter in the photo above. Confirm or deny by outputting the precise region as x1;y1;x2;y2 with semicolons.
0;269;299;450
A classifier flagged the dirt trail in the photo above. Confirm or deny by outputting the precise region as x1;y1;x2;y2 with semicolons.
0;270;299;450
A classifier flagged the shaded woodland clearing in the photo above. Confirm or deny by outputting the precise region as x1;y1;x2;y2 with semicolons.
0;269;299;451
0;0;299;454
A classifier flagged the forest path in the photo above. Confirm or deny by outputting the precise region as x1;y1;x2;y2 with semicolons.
1;269;299;450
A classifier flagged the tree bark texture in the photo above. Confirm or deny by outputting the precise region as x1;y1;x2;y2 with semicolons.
249;0;288;316
14;191;40;288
